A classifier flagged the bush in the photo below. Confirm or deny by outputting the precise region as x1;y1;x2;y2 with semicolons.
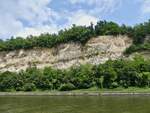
1;19;150;54
125;43;150;54
59;83;76;91
111;82;119;88
0;57;150;91
23;83;36;91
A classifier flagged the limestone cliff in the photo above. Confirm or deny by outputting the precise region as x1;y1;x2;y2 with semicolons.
0;35;132;72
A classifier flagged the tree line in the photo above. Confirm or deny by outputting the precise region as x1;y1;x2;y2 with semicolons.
0;56;150;91
0;20;149;53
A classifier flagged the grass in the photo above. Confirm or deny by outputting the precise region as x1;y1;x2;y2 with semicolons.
1;87;150;95
72;87;150;93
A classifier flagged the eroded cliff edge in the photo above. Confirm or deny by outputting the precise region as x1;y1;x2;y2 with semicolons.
0;36;132;72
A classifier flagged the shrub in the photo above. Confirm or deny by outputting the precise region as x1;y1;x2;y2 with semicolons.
111;82;119;88
23;83;36;91
59;83;76;91
0;57;150;91
0;19;149;54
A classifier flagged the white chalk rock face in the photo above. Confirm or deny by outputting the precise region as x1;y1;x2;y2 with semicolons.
0;35;132;72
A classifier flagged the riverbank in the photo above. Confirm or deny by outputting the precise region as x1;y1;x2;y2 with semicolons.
1;91;150;96
1;87;150;96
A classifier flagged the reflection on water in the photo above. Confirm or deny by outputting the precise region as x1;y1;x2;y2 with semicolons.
0;95;150;113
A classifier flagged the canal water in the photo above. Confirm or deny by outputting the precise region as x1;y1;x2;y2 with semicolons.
0;96;150;113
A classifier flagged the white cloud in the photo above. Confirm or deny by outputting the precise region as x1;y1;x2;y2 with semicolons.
16;25;59;38
0;14;23;38
68;0;122;15
65;0;122;28
0;0;122;39
0;0;59;39
141;0;150;14
67;11;98;26
69;0;86;4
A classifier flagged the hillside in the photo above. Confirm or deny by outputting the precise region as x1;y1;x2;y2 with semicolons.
0;20;150;92
0;35;132;72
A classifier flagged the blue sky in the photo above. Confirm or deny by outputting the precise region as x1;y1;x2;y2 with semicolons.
0;0;150;39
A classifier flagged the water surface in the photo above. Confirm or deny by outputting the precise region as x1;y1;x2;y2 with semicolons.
0;96;150;113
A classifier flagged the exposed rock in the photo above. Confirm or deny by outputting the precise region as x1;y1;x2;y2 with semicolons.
0;35;132;72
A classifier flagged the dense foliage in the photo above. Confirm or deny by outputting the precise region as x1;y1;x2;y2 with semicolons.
0;21;145;51
125;20;150;54
0;56;150;91
0;20;149;53
0;25;93;51
125;43;150;54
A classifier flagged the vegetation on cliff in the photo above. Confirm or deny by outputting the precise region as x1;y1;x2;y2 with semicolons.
0;56;150;92
0;20;149;53
125;20;150;54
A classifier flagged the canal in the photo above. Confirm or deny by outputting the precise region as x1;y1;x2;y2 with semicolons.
0;96;150;113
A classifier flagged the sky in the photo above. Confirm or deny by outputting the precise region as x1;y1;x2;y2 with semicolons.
0;0;150;39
